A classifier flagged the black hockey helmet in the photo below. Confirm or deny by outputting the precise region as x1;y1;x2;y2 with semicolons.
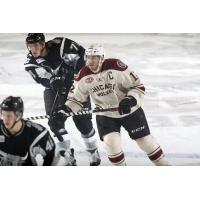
26;33;45;44
1;96;24;114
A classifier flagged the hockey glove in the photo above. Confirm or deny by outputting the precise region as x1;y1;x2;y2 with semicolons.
118;96;137;115
51;105;72;121
49;75;64;92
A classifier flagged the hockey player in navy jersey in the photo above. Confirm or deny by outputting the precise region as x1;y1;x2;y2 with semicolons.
0;96;55;166
24;34;100;166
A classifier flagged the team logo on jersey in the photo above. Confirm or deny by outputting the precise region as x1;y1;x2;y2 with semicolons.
117;60;127;68
0;136;5;143
85;77;94;83
36;58;45;64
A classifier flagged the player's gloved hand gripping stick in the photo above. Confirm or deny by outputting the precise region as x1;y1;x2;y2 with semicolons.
25;107;119;121
118;96;137;115
25;95;137;120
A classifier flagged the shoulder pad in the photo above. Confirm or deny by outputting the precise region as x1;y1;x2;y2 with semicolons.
25;120;45;132
47;37;63;49
102;59;128;71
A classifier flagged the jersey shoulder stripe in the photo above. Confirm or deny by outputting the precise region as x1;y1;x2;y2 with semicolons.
101;58;128;72
74;58;128;81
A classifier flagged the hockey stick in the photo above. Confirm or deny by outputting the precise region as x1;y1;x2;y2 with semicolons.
48;89;66;142
49;90;60;121
25;107;119;121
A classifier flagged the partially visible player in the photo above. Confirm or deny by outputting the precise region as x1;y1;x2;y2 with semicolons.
0;96;55;166
54;45;170;166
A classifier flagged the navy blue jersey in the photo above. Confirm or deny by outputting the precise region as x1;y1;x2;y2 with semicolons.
24;37;85;92
0;120;55;166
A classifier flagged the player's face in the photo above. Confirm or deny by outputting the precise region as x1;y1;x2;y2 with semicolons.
1;111;18;129
27;42;45;58
86;55;103;72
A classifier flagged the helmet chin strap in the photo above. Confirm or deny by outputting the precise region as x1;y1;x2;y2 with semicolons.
7;113;22;131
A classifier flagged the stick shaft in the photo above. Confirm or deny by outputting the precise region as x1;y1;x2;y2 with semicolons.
25;107;118;121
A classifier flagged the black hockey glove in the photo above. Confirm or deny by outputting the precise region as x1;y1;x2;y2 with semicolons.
118;96;137;115
51;105;72;122
49;76;64;92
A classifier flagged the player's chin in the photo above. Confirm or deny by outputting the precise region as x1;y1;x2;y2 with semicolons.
89;66;98;71
32;53;40;58
4;123;12;129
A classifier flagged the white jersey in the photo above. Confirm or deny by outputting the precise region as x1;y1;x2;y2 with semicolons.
66;58;145;118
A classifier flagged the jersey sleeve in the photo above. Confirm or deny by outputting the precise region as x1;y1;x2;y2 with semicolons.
29;126;55;166
24;55;54;88
117;63;145;106
66;78;89;112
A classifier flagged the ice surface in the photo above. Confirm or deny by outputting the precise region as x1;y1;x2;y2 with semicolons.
0;33;200;165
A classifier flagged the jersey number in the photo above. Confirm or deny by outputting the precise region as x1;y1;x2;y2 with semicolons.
70;42;79;52
130;72;138;81
46;139;54;151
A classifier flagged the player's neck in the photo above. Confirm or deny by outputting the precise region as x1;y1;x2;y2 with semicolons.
40;46;48;57
9;120;23;135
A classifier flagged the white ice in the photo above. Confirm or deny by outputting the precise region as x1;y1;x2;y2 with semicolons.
0;33;200;165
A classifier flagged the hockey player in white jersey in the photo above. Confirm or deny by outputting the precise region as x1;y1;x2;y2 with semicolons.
54;45;170;166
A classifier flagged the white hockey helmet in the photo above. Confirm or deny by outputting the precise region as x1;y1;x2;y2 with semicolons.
85;44;105;58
